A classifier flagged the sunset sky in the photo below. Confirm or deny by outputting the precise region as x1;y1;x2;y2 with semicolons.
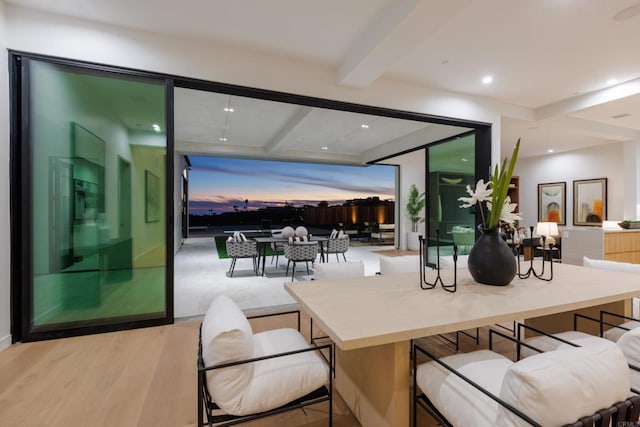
188;156;396;215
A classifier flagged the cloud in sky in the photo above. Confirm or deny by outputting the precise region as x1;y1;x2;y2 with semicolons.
188;157;395;214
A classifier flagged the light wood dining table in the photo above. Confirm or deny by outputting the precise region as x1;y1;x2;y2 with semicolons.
285;262;640;427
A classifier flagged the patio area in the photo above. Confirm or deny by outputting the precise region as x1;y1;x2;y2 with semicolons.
174;235;406;319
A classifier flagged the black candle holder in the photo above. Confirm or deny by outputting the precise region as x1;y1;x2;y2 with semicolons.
515;225;554;281
418;229;458;292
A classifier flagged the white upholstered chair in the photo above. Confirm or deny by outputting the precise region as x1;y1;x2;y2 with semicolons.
413;338;637;427
515;257;640;391
197;295;332;426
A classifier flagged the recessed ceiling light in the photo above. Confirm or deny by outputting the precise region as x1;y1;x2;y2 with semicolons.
321;146;329;150
224;107;234;112
606;78;618;86
547;149;554;153
219;137;227;142
152;124;160;132
361;124;369;129
482;75;493;85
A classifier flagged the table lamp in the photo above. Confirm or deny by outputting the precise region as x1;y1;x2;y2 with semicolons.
536;222;558;247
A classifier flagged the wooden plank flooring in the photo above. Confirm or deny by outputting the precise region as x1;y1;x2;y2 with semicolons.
0;312;518;426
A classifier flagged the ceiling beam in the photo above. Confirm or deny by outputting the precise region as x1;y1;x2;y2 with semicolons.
535;77;640;121
264;106;313;154
546;116;640;141
336;0;475;88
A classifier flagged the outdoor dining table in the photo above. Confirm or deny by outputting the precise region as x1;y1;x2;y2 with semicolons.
254;235;329;276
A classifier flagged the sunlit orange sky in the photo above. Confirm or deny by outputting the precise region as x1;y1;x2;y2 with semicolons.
188;157;396;215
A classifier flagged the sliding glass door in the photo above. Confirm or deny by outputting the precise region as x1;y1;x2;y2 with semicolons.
426;132;490;263
14;56;173;340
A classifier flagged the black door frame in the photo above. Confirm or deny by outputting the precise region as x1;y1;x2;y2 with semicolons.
9;50;491;341
10;51;175;342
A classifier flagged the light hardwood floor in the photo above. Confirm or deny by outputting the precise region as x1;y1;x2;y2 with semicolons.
0;311;517;427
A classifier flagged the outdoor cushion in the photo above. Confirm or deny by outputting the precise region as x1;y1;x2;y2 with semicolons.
313;260;364;280
604;320;640;342
236;328;329;415
294;226;308;237
417;350;513;427
379;255;420;275
281;226;295;238
497;345;630;426
201;295;255;414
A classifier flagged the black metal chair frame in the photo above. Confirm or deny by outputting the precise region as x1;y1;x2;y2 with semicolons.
197;310;333;426
412;329;640;427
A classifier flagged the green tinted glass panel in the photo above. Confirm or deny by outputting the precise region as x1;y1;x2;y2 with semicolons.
29;60;167;331
428;135;476;258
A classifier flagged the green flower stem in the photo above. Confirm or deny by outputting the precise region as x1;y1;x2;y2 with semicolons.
487;138;520;229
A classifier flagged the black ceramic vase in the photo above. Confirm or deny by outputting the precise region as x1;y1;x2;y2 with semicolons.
467;225;517;286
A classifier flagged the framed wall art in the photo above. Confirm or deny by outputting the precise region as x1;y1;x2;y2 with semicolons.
538;182;566;225
573;178;607;226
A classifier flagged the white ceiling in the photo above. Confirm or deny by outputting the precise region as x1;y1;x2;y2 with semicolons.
8;0;640;162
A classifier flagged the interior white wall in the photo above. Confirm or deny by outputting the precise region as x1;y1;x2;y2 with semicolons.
386;150;426;250
623;141;640;220
0;1;11;350
515;143;625;228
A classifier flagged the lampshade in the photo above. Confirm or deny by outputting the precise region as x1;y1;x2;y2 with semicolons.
535;222;558;237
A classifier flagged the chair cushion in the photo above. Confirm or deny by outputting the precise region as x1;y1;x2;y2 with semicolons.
379;255;420;275
604;320;640;342
617;326;640;367
313;261;364;280
583;256;640;274
201;295;255;414
520;330;607;358
416;350;513;427
497;345;631;426
235;328;329;415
